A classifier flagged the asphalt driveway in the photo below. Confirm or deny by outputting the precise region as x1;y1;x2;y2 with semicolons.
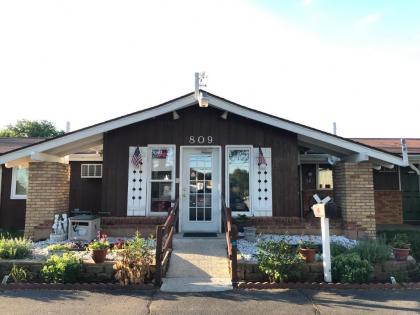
0;289;419;315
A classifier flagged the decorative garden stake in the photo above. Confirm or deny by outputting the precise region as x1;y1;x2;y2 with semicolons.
312;194;332;283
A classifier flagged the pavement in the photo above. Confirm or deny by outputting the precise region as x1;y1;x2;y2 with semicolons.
0;289;419;315
160;236;232;292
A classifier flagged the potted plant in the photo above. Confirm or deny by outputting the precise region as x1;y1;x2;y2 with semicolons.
298;241;318;263
89;232;109;263
391;234;411;261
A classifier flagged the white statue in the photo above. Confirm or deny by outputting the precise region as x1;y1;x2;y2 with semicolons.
50;213;68;242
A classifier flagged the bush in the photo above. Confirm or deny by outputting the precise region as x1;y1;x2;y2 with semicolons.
41;253;82;283
10;265;29;283
0;236;32;259
379;230;420;260
331;243;349;257
47;243;71;251
351;239;391;264
255;240;304;282
332;253;373;283
113;233;154;285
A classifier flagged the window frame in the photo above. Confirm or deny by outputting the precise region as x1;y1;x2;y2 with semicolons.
147;144;176;216
80;163;103;179
10;167;28;200
225;145;253;216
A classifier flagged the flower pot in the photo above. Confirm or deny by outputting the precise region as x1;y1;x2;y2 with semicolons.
91;249;108;263
243;227;257;242
393;248;410;261
299;248;317;263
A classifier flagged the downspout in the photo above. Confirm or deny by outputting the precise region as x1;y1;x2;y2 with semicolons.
0;165;2;210
409;163;420;175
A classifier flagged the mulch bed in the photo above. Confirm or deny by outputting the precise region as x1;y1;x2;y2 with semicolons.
237;281;420;290
0;282;156;291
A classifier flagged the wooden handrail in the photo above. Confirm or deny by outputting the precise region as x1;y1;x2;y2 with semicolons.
221;195;238;287
155;199;179;286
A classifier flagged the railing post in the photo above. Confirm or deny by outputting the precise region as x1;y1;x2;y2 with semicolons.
231;224;238;287
155;225;164;286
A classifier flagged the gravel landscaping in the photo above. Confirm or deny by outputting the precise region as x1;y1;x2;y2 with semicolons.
237;234;358;262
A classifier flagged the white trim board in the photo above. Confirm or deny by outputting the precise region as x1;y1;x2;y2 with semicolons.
0;91;405;167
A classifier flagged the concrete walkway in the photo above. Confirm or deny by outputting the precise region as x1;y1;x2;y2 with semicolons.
160;235;232;292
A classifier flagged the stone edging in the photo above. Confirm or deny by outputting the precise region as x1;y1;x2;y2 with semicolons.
0;282;156;291
237;281;420;290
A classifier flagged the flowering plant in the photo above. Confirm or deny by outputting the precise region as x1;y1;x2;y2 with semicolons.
89;232;109;250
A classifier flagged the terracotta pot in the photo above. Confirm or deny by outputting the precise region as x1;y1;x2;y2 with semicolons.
299;248;317;263
393;248;410;261
91;249;108;263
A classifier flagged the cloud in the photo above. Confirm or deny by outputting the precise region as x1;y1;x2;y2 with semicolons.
355;12;382;28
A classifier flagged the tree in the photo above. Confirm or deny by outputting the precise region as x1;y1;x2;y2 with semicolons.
0;120;65;138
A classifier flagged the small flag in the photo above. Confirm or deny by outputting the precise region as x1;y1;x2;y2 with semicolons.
131;147;142;168
258;146;267;166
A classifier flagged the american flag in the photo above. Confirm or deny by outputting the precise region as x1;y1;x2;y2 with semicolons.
258;146;267;166
131;147;142;168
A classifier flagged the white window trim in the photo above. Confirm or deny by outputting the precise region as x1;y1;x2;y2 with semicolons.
146;144;176;216
316;164;334;190
225;145;253;217
80;163;103;178
10;167;27;200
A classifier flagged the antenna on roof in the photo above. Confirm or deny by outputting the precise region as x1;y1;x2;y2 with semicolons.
194;72;209;107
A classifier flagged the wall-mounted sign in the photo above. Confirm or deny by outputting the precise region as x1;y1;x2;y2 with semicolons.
188;136;214;144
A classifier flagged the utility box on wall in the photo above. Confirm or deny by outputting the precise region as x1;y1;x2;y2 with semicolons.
68;215;100;242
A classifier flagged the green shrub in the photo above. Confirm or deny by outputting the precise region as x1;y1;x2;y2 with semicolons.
332;252;373;283
47;243;71;251
41;253;82;283
331;243;349;257
351;239;391;264
255;240;304;282
10;265;29;283
0;236;32;259
379;230;420;260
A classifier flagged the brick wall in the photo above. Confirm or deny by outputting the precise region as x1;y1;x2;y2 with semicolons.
333;162;376;239
25;162;70;239
375;190;403;224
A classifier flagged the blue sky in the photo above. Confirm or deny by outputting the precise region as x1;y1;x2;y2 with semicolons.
0;0;419;137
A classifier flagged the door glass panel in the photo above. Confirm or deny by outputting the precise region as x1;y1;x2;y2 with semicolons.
188;154;212;222
228;149;251;212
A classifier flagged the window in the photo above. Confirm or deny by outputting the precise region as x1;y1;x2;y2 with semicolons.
318;164;333;189
226;146;251;212
11;167;28;199
81;164;102;178
149;146;175;213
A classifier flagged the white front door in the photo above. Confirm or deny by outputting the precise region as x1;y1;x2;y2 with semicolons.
181;147;220;233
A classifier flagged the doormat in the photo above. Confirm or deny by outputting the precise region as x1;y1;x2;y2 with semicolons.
183;233;218;237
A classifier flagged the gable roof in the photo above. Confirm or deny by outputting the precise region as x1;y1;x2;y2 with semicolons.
0;137;45;154
0;91;406;166
352;138;420;155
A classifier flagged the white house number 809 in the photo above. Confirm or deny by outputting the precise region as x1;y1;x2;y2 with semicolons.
189;136;213;144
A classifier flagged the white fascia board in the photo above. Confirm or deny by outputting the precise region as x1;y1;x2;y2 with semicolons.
69;154;103;162
0;94;196;165
207;95;406;166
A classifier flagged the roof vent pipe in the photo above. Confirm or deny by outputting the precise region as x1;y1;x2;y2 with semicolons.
66;121;71;133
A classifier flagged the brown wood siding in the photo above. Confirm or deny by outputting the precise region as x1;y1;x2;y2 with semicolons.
373;168;399;191
69;162;102;213
0;166;26;230
102;105;299;217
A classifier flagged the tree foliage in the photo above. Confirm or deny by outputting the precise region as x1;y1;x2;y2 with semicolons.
0;119;64;138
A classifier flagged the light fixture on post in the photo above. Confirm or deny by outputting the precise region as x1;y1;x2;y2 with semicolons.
194;72;209;108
